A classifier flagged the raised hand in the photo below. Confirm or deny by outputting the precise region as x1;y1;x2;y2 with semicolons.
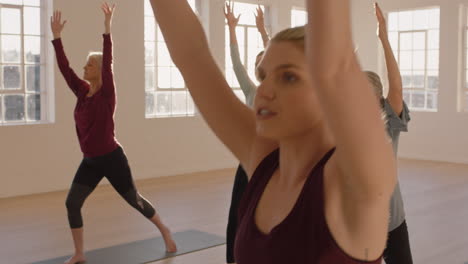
254;5;265;32
50;10;67;39
101;2;116;34
224;0;240;28
374;2;387;40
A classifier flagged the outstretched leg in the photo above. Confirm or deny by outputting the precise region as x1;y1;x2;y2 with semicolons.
64;159;104;264
104;147;177;253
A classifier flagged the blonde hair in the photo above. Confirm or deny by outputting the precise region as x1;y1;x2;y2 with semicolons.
365;71;384;99
271;26;305;50
87;52;103;70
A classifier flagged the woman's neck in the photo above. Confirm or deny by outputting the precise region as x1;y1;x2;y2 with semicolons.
276;122;335;187
87;79;102;96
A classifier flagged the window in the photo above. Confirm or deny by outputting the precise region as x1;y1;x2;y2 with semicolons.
144;0;198;118
387;8;440;111
0;0;48;125
225;2;269;102
291;7;307;27
463;7;468;112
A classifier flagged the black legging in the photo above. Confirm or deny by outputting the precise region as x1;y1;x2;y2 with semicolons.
65;146;156;228
383;220;413;264
226;165;249;263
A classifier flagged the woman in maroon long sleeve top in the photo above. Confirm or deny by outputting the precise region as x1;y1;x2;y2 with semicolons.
50;4;176;264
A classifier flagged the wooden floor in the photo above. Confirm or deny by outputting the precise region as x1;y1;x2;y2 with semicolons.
1;159;468;264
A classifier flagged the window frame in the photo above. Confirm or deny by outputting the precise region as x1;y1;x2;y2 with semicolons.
144;0;200;118
385;7;440;112
0;0;52;126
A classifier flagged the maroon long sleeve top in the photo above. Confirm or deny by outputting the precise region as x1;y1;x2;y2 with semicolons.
52;34;119;158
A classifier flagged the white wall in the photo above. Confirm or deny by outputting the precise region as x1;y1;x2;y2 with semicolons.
0;0;301;198
4;0;464;199
352;0;468;164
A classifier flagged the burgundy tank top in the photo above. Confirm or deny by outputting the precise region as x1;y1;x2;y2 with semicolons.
234;148;382;264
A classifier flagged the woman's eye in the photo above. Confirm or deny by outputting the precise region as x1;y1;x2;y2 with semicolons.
282;72;297;83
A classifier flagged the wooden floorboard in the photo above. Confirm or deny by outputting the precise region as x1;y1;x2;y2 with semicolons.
1;159;468;264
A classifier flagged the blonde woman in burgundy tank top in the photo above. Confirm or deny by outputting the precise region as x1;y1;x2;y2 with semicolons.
149;0;396;263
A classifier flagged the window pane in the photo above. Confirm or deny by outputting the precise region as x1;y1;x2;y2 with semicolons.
428;9;440;29
156;91;171;116
428;30;439;49
412;51;425;70
170;67;184;88
403;90;410;105
399;33;412;51
1;8;21;34
3;94;24;121
3;65;21;89
24;36;41;63
156;26;165;42
398;11;412;31
388;13;398;31
23;0;40;6
413;71;425;88
399;51;412;70
413;32;425;50
388;32;398;50
144;0;153;16
247;27;261;48
412;9;428;30
145;17;155;41
427;70;439;89
171;91;187;115
157;43;171;67
427;91;438;110
427;50;439;70
25;65;40;92
145;42;155;66
291;9;307;27
24;7;40;35
145;67;155;91
157;67;171;88
236;27;245;49
411;91;425;108
0;0;22;4
26;93;40;121
2;35;21;63
187;94;195;115
401;70;412;88
145;91;155;116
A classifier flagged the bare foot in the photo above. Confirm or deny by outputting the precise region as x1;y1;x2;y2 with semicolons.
161;226;177;253
64;253;86;264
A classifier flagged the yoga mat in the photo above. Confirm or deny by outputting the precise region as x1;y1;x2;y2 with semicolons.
32;229;225;264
